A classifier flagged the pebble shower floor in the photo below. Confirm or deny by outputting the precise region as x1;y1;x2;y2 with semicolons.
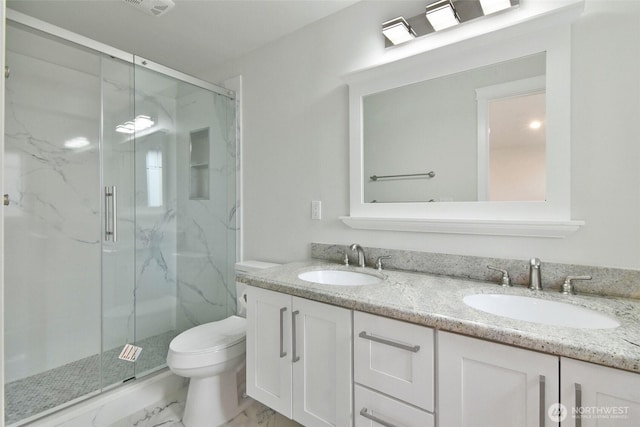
4;330;177;425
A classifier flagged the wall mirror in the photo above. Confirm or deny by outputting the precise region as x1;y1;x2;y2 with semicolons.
364;53;546;204
343;23;584;237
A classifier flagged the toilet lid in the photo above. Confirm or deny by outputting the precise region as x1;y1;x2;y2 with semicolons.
170;315;246;354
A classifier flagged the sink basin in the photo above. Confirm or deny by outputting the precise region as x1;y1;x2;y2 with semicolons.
298;270;382;286
463;294;620;329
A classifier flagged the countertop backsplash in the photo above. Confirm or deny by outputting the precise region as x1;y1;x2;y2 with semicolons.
311;243;640;300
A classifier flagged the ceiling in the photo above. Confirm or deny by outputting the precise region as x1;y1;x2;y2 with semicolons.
6;0;359;78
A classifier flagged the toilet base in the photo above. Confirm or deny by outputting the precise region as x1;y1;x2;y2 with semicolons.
182;363;246;427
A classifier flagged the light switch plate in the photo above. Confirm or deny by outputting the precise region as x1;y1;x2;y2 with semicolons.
311;201;322;220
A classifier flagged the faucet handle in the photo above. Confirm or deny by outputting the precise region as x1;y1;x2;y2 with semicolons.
487;265;512;287
560;275;592;295
342;251;349;266
375;255;391;271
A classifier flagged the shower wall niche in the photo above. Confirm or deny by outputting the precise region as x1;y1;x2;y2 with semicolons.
189;127;210;200
3;18;237;425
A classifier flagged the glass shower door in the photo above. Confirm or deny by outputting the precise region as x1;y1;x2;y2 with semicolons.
4;18;237;425
100;55;137;389
3;22;105;423
131;60;237;377
3;22;136;424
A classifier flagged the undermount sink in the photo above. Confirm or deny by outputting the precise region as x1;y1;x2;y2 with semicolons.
298;270;382;286
463;294;620;329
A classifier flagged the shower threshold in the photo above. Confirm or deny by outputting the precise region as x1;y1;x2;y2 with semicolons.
4;330;178;426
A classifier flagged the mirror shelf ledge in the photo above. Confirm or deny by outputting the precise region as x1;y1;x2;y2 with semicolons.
339;216;585;238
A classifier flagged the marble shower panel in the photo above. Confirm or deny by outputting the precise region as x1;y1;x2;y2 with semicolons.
175;89;237;331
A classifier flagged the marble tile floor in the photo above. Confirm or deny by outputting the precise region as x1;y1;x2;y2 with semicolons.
5;330;179;425
109;386;302;427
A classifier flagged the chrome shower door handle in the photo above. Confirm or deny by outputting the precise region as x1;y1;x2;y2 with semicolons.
105;186;118;242
279;307;287;358
291;310;300;363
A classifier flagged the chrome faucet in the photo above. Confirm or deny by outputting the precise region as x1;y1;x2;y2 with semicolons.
529;258;542;291
350;243;367;268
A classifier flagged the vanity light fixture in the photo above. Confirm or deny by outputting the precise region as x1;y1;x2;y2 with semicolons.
115;115;155;134
381;0;520;48
382;17;417;45
479;0;512;15
425;0;460;31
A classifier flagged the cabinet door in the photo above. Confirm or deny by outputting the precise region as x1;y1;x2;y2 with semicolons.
561;357;640;426
438;331;559;427
292;296;353;427
246;286;292;418
354;311;434;412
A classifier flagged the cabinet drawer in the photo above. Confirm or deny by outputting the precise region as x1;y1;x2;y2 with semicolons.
354;385;434;427
354;312;434;412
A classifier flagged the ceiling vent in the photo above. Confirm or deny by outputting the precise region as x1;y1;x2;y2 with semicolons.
123;0;175;17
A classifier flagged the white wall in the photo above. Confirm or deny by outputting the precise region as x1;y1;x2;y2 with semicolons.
205;0;640;269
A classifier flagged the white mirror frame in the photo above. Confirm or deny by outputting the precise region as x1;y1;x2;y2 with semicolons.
342;19;585;238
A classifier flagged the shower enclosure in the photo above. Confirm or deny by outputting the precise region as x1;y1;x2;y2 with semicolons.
3;17;237;425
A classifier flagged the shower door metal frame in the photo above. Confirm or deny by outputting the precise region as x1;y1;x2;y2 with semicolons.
6;9;235;101
0;3;6;426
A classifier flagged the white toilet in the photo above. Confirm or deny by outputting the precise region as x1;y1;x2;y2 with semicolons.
166;261;279;427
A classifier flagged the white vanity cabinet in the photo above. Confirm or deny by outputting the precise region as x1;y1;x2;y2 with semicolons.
560;357;640;426
438;331;560;427
245;286;353;427
353;312;435;427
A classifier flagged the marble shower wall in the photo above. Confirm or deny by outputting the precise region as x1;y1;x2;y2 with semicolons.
132;67;180;345
174;88;237;332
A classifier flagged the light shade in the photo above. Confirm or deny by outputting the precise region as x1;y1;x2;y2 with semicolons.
479;0;512;15
382;17;417;45
426;0;460;31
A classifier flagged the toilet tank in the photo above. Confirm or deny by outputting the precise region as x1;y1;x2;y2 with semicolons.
234;261;280;317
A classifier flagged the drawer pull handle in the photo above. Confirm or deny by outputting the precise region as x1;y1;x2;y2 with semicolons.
575;383;582;427
539;375;545;427
358;331;420;353
279;307;287;358
359;408;397;427
292;310;300;363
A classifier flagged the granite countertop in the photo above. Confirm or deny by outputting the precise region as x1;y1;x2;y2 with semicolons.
238;261;640;374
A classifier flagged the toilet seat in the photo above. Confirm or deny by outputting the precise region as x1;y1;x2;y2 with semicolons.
167;315;246;370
